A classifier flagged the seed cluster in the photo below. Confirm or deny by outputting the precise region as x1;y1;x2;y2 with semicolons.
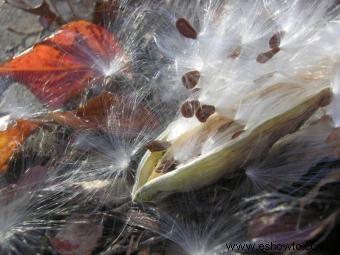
176;18;217;123
144;140;171;152
256;31;284;63
155;158;178;173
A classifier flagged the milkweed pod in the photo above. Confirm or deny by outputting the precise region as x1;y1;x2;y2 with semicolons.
132;84;331;202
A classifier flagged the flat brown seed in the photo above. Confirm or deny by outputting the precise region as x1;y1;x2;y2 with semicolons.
155;159;178;173
195;104;215;122
319;91;332;107
228;46;241;59
181;100;201;118
182;70;200;89
231;129;245;139
176;18;197;39
217;121;234;133
269;31;284;49
144;140;171;152
192;88;201;94
256;47;280;64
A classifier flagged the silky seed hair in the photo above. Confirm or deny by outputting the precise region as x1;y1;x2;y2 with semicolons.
0;0;340;254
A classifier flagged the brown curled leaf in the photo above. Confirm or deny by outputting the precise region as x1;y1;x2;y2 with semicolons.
48;111;95;130
50;91;159;138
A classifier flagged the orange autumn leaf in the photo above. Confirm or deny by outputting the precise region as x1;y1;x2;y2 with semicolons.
50;92;159;137
0;20;124;107
0;120;40;174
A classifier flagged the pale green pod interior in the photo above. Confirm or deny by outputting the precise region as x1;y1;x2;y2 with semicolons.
132;85;331;202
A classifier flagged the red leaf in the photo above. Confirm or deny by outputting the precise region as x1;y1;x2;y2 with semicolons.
0;20;125;107
0;120;40;174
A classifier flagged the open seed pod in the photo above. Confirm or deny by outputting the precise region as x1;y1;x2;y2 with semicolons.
132;83;332;202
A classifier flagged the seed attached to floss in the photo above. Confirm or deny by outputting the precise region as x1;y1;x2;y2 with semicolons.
144;140;171;152
182;70;201;89
155;158;178;173
228;46;241;59
231;129;245;139
217;120;234;133
256;47;280;64
319;91;332;107
196;104;216;122
269;31;285;49
181;100;201;118
176;18;197;39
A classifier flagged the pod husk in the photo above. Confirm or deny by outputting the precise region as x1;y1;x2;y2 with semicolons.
132;86;331;202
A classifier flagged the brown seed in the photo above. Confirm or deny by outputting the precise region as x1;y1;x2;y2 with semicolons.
195;104;215;122
319;91;332;107
269;31;284;49
144;140;171;152
256;47;280;64
192;88;201;94
253;72;275;85
231;129;245;139
228;46;241;59
217;121;234;133
182;70;200;89
176;18;197;39
271;47;280;54
155;158;178;173
181;100;201;118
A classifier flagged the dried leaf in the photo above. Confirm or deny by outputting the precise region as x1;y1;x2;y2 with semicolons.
93;0;119;26
16;165;48;187
5;0;64;27
0;20;124;107
50;91;159;137
48;111;95;130
248;212;298;239
49;217;103;255
248;209;340;249
0;120;39;174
